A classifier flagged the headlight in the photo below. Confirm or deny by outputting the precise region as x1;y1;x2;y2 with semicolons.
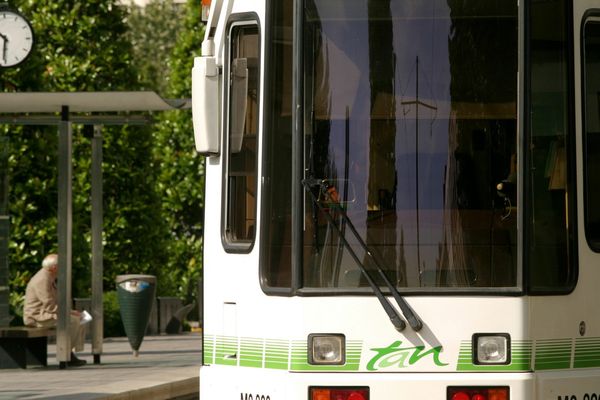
473;333;510;365
308;334;345;365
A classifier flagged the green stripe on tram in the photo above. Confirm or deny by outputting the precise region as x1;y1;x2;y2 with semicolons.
204;335;600;371
204;334;215;363
239;337;264;368
574;337;600;369
264;339;289;370
534;339;572;370
214;335;238;366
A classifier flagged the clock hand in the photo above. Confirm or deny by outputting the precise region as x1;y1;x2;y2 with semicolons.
0;33;7;64
0;35;7;64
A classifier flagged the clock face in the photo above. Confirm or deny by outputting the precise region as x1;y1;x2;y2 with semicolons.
0;10;34;68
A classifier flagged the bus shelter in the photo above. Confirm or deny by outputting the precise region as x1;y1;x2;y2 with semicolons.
0;92;190;367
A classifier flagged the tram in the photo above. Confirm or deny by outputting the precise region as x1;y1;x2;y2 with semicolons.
191;0;600;398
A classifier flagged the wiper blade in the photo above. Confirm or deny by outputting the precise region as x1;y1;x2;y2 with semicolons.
302;178;406;332
302;178;423;332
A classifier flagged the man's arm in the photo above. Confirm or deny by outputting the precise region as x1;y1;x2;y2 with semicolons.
35;275;58;320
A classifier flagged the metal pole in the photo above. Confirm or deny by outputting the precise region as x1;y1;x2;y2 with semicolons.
415;56;421;278
91;124;104;364
57;106;72;368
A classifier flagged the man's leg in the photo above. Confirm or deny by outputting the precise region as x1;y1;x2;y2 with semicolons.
68;314;84;351
68;314;86;366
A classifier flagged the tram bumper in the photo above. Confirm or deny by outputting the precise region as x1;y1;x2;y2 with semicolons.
199;365;536;399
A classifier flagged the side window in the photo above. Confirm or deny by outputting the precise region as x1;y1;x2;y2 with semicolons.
583;18;600;251
224;21;260;250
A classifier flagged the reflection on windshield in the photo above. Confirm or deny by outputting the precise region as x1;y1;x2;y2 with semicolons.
303;0;518;290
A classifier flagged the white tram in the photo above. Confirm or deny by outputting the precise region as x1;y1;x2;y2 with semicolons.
192;0;600;398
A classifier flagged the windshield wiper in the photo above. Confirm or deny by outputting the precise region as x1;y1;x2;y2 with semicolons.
302;178;423;332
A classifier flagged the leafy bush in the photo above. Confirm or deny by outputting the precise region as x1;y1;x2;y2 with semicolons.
152;0;204;305
8;291;24;326
103;291;126;338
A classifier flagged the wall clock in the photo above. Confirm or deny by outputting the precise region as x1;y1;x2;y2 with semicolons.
0;5;34;68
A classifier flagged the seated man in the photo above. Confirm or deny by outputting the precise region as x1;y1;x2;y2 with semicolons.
23;253;86;367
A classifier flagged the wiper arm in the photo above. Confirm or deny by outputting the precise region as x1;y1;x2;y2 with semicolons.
302;178;405;332
302;178;423;332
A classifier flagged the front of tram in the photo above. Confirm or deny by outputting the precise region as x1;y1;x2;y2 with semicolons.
261;0;532;398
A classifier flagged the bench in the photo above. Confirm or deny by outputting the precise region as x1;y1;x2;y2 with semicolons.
0;326;55;368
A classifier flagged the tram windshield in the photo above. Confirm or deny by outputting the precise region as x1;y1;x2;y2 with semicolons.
302;0;519;290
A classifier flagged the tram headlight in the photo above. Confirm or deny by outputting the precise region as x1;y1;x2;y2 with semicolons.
308;334;345;365
473;333;510;365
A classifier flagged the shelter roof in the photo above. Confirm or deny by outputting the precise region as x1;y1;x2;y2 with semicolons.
0;91;190;113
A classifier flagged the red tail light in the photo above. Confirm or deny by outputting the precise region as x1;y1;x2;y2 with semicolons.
451;392;470;400
309;387;369;400
448;387;509;400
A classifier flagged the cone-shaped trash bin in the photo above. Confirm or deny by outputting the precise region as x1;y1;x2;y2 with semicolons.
116;274;156;356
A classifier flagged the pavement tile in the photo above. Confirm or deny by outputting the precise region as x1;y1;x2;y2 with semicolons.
0;333;201;400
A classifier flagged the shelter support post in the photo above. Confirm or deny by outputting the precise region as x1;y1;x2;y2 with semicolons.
91;125;104;364
57;106;72;368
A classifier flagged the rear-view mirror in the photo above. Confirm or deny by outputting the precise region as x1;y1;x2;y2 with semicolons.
192;56;220;155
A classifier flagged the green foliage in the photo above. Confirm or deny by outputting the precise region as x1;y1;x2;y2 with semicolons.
126;0;185;96
8;290;24;326
2;0;206;326
3;125;59;299
2;0;169;303
103;291;126;337
101;124;170;289
5;127;58;268
2;0;135;92
152;0;205;303
166;0;203;99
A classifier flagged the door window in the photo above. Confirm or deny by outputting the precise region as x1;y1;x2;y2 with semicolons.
224;21;260;251
583;17;600;251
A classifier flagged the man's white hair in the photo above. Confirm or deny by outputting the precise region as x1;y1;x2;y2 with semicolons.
42;253;58;269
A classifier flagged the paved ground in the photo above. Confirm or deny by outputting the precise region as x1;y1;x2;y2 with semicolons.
0;333;201;400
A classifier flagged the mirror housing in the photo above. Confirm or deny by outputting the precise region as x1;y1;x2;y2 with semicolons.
192;56;220;155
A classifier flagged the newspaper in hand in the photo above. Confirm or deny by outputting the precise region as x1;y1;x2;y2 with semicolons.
80;310;93;325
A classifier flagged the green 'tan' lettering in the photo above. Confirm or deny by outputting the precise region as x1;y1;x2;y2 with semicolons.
366;340;448;371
